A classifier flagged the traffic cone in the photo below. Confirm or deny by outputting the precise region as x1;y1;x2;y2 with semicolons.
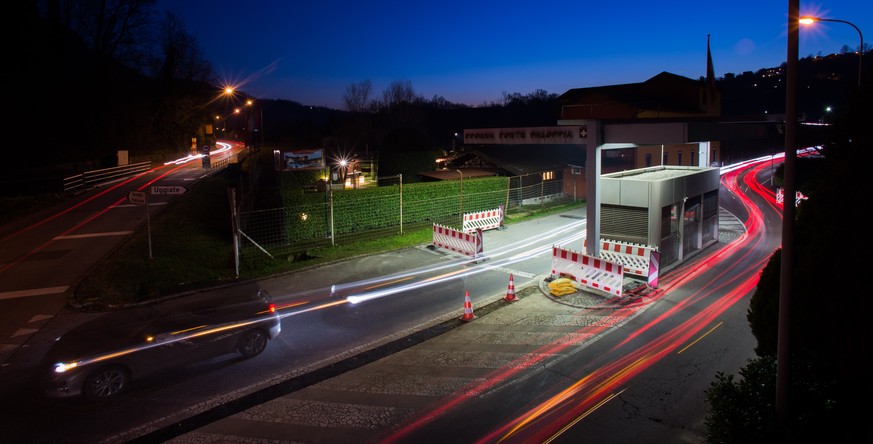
504;274;518;302
460;290;476;321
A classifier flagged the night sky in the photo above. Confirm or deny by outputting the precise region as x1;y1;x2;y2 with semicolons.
160;1;872;109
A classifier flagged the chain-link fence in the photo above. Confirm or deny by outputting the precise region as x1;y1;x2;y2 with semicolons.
234;175;566;262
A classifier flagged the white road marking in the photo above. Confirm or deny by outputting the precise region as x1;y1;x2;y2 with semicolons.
11;328;38;338
0;286;69;300
482;265;536;279
54;231;134;240
29;314;54;323
115;202;168;208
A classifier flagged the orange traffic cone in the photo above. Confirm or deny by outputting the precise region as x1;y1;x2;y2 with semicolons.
504;274;518;302
460;290;476;321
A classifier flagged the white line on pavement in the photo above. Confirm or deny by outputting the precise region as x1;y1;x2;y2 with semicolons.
54;231;134;240
0;286;69;300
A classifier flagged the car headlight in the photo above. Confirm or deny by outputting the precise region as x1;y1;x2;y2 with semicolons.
53;361;79;373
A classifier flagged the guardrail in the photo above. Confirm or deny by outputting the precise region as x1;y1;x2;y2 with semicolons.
63;161;152;193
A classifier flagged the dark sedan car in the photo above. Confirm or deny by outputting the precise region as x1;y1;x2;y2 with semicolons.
43;287;281;400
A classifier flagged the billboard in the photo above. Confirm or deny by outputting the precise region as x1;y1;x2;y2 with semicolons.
283;149;325;171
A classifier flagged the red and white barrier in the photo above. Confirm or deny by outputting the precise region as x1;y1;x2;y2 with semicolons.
433;224;483;258
776;187;809;206
584;238;660;288
551;246;624;297
648;251;660;288
463;205;504;233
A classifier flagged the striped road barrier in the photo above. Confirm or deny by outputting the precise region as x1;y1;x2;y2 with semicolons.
551;245;624;297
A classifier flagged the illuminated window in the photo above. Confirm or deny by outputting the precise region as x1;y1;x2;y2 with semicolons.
542;171;554;180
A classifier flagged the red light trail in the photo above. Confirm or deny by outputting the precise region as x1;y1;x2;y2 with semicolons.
384;157;780;444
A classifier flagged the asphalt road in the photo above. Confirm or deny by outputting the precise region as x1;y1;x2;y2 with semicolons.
0;157;780;444
151;160;776;444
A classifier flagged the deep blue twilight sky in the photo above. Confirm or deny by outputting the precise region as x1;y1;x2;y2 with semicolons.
160;1;871;110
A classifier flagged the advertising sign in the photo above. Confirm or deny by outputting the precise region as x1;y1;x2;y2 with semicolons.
283;149;325;171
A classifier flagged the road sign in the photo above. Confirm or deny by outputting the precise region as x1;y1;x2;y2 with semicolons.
128;190;147;205
151;185;188;195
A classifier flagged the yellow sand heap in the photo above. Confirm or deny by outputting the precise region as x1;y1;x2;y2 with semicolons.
548;277;577;296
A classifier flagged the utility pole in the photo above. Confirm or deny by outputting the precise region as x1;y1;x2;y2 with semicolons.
776;0;799;426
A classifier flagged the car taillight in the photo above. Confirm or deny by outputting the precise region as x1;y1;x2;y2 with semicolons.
268;303;276;313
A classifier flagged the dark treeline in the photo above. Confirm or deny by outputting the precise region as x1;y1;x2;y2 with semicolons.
7;0;868;195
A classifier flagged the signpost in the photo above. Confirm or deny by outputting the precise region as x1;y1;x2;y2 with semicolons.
128;190;147;204
126;186;189;259
128;190;152;259
150;185;187;195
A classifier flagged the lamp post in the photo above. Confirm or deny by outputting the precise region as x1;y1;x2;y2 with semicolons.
339;159;348;189
800;16;864;88
777;0;799;426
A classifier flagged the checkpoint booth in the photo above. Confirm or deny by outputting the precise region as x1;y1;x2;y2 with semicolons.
462;120;722;296
599;165;720;269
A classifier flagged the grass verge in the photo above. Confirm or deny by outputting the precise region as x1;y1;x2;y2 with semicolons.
73;173;584;309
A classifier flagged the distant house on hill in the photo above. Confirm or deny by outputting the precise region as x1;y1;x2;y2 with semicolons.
558;71;721;120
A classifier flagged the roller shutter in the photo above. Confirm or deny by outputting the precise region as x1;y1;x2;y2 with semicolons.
601;204;648;243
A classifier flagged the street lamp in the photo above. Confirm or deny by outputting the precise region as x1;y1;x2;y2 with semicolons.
339;159;348;188
800;16;864;88
777;0;799;425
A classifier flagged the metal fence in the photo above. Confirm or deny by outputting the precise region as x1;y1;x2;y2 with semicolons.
235;177;566;261
63;161;152;193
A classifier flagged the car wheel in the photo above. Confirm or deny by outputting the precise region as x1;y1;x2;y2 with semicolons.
83;366;129;400
237;329;268;358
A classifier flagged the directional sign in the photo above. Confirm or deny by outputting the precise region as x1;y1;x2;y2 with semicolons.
128;190;147;205
151;185;188;195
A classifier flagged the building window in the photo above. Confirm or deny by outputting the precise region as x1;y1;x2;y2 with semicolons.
645;153;652;167
663;153;669;165
542;171;554;180
678;152;683;165
691;151;695;166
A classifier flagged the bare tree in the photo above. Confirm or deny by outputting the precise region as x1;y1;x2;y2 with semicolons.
151;10;213;83
528;88;555;103
382;79;418;108
342;80;373;112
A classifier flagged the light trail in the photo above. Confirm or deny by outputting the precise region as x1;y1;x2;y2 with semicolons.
330;219;587;297
1;143;249;280
0;162;193;276
162;141;234;166
281;219;588;308
384;158;777;443
487;275;761;443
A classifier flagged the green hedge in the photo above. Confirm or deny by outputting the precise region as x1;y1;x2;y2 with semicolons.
282;177;508;242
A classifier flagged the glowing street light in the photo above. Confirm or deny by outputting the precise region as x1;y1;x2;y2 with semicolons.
337;159;349;188
800;16;864;88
